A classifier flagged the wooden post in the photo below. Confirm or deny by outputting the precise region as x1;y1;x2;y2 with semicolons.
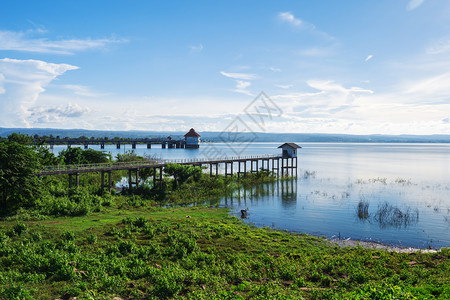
159;167;163;189
277;158;280;176
147;143;151;149
108;171;112;193
225;162;228;178
210;163;213;177
101;171;105;191
69;174;72;188
215;163;218;176
136;169;139;187
128;170;132;190
291;158;294;176
295;157;298;175
238;161;241;178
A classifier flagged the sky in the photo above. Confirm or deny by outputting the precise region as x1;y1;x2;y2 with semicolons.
0;0;450;135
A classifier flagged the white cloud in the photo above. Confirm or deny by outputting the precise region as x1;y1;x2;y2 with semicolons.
267;72;450;135
275;84;293;89
234;80;253;96
426;36;450;54
188;43;203;53
306;80;373;95
365;54;374;62
0;73;5;94
298;47;335;57
402;72;450;99
278;12;302;26
278;12;334;41
271;80;374;120
269;67;281;72
220;71;257;80
235;80;251;90
62;84;108;97
0;30;126;55
29;103;91;123
407;0;425;11
0;58;78;127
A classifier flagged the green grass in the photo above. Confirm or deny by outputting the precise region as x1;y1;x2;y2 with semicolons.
0;205;449;299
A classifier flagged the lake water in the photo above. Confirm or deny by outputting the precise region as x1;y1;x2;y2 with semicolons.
51;142;450;249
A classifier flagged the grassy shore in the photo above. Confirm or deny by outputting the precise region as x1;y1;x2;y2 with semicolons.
0;204;449;299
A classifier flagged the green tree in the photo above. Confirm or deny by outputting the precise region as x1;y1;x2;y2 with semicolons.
82;149;111;164
59;147;111;165
59;147;85;165
35;146;61;166
116;150;146;162
0;140;41;214
164;163;202;188
7;133;33;145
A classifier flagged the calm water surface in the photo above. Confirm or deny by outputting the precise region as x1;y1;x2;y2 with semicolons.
52;142;450;248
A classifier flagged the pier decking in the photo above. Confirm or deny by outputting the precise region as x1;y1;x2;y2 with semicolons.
44;138;187;149
37;154;298;191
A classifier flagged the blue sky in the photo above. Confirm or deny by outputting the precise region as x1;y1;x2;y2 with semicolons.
0;0;449;134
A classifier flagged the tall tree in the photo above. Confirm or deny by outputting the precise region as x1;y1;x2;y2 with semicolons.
0;140;41;214
164;163;202;188
59;147;111;165
7;133;33;145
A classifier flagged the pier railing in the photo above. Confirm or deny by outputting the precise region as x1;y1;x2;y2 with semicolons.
38;154;281;175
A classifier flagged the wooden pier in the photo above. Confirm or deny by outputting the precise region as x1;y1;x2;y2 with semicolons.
37;154;298;191
43;138;188;150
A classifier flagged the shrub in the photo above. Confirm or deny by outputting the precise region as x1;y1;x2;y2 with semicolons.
13;223;28;236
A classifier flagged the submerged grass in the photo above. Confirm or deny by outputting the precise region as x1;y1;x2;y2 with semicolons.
0;205;449;299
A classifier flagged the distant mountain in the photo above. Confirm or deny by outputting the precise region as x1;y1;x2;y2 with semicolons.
1;127;450;143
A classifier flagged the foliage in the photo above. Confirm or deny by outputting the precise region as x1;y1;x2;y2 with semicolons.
58;147;111;165
7;133;34;145
0;206;448;299
164;163;203;188
35;146;62;166
80;148;111;164
116;150;147;162
0;140;42;215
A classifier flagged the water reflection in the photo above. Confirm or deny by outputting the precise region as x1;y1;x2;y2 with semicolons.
280;178;297;209
223;179;298;211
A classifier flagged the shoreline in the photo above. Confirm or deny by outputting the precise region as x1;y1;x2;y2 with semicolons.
235;212;443;253
329;238;439;253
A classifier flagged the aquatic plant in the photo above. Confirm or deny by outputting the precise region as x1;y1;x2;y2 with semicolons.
357;197;370;220
394;177;412;185
374;202;419;228
302;170;316;179
368;177;387;185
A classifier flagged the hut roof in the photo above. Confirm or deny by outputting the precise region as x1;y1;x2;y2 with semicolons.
278;142;302;149
184;128;201;137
